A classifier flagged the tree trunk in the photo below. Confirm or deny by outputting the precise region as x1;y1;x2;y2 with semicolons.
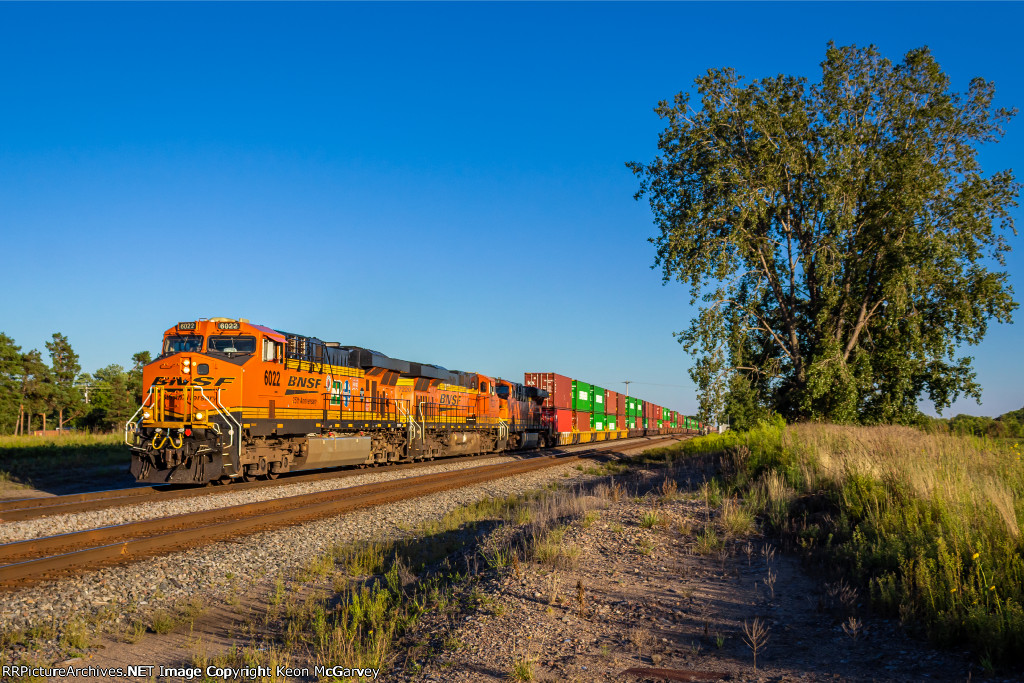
43;413;47;432
59;408;64;432
16;404;23;436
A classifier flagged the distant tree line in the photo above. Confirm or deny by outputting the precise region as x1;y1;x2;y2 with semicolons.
0;332;150;434
923;407;1024;439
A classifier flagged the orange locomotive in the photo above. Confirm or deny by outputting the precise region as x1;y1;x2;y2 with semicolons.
126;318;550;484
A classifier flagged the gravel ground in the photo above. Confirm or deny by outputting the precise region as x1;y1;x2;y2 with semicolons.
0;457;597;639
0;456;521;544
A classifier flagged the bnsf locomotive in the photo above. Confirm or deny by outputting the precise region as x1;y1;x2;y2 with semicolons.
126;318;554;484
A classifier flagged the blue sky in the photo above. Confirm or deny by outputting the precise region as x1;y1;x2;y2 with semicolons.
1;2;1021;419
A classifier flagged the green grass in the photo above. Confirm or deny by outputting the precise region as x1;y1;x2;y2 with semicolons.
658;421;1024;666
0;433;128;487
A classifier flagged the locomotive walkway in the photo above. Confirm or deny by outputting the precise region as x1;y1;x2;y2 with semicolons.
0;436;680;590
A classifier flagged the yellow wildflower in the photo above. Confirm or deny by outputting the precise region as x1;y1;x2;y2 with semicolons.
950;588;957;593
990;586;996;591
972;552;980;560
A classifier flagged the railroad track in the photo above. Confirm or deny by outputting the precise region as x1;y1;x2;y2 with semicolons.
0;452;514;523
0;436;681;590
0;436;670;522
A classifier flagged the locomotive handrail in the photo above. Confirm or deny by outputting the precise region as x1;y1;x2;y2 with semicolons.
202;386;242;477
124;389;155;447
397;402;421;446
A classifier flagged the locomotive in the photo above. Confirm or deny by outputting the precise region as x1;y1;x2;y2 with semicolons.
126;318;553;484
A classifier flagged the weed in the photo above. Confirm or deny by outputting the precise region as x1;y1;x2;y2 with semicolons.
123;621;146;644
695;525;723;555
508;658;535;681
742;617;770;670
842;616;863;641
149;610;176;635
721;497;756;536
640;511;661;528
60;620;90;651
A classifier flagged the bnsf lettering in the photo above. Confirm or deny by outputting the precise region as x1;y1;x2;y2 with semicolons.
151;377;233;387
439;394;461;406
286;376;322;389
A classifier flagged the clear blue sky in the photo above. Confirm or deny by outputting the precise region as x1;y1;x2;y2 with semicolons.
1;2;1021;419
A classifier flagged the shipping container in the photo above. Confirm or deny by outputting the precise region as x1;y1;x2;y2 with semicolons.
592;413;605;431
605;390;618;417
592;386;606;414
573;410;590;431
524;372;573;410
571;381;593;412
545;408;574;433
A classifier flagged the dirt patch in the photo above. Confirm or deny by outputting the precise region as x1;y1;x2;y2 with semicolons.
392;469;979;682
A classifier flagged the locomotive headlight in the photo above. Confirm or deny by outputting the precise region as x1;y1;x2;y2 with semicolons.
182;366;191;374
195;412;203;420
143;411;151;419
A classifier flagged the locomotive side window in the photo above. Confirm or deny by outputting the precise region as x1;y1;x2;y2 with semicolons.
208;335;256;356
262;338;283;363
162;335;203;355
480;381;488;393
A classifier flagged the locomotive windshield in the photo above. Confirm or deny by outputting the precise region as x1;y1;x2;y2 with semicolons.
207;335;257;356
162;335;203;355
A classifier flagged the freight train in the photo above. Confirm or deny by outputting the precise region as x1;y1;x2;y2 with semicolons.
126;318;701;485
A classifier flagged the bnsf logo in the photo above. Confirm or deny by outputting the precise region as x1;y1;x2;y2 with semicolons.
439;393;461;406
287;376;322;389
152;377;234;387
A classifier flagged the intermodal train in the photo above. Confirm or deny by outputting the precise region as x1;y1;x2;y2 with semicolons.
126;318;701;484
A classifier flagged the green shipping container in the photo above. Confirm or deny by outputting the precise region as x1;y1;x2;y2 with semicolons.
591;386;606;414
607;415;617;430
591;413;605;431
572;381;593;412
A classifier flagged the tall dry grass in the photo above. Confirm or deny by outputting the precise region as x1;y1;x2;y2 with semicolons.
653;420;1024;665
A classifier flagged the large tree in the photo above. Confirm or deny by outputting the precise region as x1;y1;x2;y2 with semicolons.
45;332;83;431
629;43;1018;425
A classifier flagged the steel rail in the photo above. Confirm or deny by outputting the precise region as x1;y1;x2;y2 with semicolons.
0;436;681;589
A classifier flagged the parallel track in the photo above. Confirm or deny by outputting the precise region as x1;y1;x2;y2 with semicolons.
0;436;668;522
0;436;680;590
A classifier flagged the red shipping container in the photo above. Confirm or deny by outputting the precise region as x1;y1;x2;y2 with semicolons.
616;394;625;416
573;410;591;431
545;408;574;433
524;372;573;410
605;390;617;417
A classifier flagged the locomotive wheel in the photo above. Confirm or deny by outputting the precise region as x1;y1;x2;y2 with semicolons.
265;470;280;480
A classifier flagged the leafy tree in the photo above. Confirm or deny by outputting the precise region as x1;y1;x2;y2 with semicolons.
129;350;152;405
629;43;1019;425
45;332;83;431
79;364;136;432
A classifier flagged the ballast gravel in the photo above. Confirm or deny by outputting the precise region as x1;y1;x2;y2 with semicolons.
0;457;522;544
0;455;621;636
